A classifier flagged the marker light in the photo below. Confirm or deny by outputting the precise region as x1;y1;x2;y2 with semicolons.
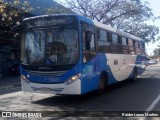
21;75;30;84
65;73;81;85
21;75;26;79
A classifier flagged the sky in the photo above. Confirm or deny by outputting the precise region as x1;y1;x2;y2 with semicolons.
144;0;160;56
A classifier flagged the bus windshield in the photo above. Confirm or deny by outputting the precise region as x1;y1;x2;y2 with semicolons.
21;29;79;66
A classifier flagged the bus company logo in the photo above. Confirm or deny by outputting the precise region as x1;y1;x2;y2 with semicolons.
2;112;11;117
2;112;42;118
38;67;52;70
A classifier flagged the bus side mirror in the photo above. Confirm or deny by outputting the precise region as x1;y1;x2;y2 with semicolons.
85;30;92;42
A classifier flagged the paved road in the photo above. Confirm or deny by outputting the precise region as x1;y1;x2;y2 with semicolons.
0;75;21;95
0;64;160;119
0;87;21;95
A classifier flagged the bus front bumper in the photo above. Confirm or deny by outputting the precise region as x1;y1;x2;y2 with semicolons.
21;78;81;95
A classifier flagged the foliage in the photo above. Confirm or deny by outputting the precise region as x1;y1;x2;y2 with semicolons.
0;0;32;27
56;0;159;43
153;43;160;56
0;0;32;39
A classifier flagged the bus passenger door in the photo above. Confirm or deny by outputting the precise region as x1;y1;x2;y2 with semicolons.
82;30;99;93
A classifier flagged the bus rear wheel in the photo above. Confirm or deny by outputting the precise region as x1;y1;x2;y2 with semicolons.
131;68;137;82
96;73;107;95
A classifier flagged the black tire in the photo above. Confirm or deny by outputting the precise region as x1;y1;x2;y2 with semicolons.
131;68;137;82
95;73;107;95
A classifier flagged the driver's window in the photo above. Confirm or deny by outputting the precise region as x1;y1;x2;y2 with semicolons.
90;34;96;51
82;31;96;63
83;31;95;51
83;32;87;51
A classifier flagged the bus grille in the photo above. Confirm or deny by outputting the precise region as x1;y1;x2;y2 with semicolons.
26;70;68;77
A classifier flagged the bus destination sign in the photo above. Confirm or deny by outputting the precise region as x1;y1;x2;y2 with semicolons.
35;19;67;26
24;16;77;28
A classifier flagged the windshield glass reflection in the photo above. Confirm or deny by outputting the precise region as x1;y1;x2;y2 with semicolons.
21;29;79;66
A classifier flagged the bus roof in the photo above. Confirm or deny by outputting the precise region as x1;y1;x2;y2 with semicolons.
23;14;77;21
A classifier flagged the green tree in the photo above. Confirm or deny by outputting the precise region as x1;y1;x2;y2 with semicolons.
153;44;160;56
0;0;32;39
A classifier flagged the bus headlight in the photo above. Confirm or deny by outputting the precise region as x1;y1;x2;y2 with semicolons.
21;75;30;84
65;73;81;85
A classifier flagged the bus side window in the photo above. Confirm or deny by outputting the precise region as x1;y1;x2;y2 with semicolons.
122;37;129;54
118;35;123;53
128;39;135;54
118;35;122;44
122;37;127;45
135;41;140;54
108;32;112;42
97;29;111;53
112;33;118;43
111;33;119;53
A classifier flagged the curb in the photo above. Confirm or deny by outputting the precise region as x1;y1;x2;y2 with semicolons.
0;84;21;91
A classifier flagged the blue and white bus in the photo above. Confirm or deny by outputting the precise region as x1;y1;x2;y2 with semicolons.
20;14;146;95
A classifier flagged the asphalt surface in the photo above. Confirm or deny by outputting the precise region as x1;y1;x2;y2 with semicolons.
0;75;21;95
